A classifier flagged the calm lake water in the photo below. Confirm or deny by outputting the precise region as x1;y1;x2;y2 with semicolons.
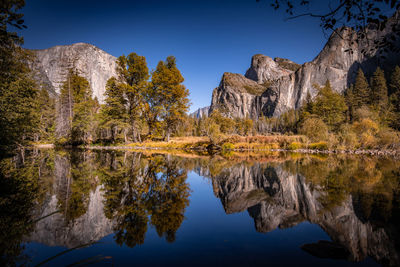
1;149;399;266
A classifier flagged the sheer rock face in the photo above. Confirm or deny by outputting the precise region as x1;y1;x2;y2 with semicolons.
210;11;400;118
190;106;210;119
209;163;399;266
31;43;118;103
210;72;279;118
244;54;294;83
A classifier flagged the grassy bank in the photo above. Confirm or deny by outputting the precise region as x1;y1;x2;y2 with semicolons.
77;135;400;157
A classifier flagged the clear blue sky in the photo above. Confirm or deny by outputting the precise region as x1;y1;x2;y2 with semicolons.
20;0;328;112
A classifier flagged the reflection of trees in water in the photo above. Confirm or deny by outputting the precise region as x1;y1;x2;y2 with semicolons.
295;155;400;223
0;150;45;266
55;150;99;223
100;153;190;247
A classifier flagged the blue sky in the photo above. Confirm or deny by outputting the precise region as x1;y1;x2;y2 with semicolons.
20;0;328;112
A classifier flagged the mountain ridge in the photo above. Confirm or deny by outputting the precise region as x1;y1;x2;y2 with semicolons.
210;11;400;119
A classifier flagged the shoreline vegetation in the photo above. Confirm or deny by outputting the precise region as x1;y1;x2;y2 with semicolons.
32;135;400;158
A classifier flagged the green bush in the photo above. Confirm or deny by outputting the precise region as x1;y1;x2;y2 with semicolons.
55;137;68;147
221;142;234;151
299;117;329;142
309;142;328;150
288;142;302;150
338;124;358;149
378;128;400;148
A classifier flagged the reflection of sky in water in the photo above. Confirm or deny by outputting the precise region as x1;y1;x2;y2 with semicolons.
23;168;379;267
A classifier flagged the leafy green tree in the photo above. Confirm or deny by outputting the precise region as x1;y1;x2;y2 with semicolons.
370;67;388;113
353;69;371;109
151;56;190;141
116;53;149;142
312;80;348;130
100;77;129;143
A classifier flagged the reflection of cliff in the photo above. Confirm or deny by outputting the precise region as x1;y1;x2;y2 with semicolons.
28;186;115;248
210;162;400;266
27;153;115;248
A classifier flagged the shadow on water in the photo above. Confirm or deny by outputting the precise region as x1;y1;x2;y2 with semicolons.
0;149;400;266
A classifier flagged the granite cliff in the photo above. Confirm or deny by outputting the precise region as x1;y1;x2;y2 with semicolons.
31;42;118;103
190;106;210;119
210;11;400;118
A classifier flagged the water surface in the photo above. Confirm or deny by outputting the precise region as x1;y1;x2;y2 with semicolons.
1;149;399;266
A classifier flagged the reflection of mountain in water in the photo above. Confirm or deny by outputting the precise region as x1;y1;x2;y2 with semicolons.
209;162;400;266
28;186;114;248
27;154;115;248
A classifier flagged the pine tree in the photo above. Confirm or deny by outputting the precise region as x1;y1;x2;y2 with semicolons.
57;70;97;145
312;80;348;130
370;67;388;112
100;77;128;142
36;87;56;142
116;53;149;142
0;1;39;155
345;84;355;122
353;68;371;109
389;66;400;96
389;66;400;129
151;56;190;141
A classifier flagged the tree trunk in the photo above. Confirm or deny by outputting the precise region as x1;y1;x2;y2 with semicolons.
124;129;128;144
132;122;137;143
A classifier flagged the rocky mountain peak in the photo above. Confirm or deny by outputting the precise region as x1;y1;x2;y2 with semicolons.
245;54;293;83
31;42;118;103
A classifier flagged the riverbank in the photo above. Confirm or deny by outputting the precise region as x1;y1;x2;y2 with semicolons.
32;135;400;157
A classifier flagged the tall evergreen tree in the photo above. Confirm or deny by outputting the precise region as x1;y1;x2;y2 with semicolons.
389;66;400;129
100;77;129;142
370;67;388;112
312;80;348;130
151;56;190;141
116;53;149;142
353;68;371;109
57;69;97;144
36;87;55;142
0;0;40;155
389;66;400;96
345;84;355;122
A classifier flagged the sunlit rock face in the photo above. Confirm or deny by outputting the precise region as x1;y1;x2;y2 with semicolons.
209;72;280;118
210;11;400;118
30;43;118;103
209;163;400;266
244;54;294;83
190;106;210;119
